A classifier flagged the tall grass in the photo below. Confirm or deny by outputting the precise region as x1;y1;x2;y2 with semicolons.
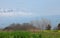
0;31;60;38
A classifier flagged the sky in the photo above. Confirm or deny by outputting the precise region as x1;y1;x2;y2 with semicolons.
0;0;60;28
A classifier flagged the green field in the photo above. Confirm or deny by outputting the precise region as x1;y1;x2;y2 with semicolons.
0;31;60;38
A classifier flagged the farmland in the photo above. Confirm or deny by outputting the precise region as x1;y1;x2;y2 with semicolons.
0;31;60;38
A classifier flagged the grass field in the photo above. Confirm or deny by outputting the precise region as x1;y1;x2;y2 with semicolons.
0;31;60;38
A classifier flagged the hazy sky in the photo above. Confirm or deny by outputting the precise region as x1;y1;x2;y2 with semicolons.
0;0;60;28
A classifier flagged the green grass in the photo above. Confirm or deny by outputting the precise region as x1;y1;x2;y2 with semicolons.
0;31;60;38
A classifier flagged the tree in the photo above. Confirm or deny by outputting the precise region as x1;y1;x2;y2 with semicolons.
3;23;22;31
30;20;41;29
57;23;60;30
45;24;51;30
53;26;58;30
30;18;51;30
3;23;37;31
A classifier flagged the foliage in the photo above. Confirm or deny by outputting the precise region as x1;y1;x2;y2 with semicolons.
57;23;60;30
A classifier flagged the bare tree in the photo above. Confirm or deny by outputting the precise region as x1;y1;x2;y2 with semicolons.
30;20;41;29
30;18;51;30
53;26;58;30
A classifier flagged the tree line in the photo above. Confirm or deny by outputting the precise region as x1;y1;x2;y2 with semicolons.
3;18;60;31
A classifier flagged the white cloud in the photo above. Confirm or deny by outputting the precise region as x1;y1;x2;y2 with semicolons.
0;11;60;17
0;8;35;17
0;8;60;17
0;11;34;17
